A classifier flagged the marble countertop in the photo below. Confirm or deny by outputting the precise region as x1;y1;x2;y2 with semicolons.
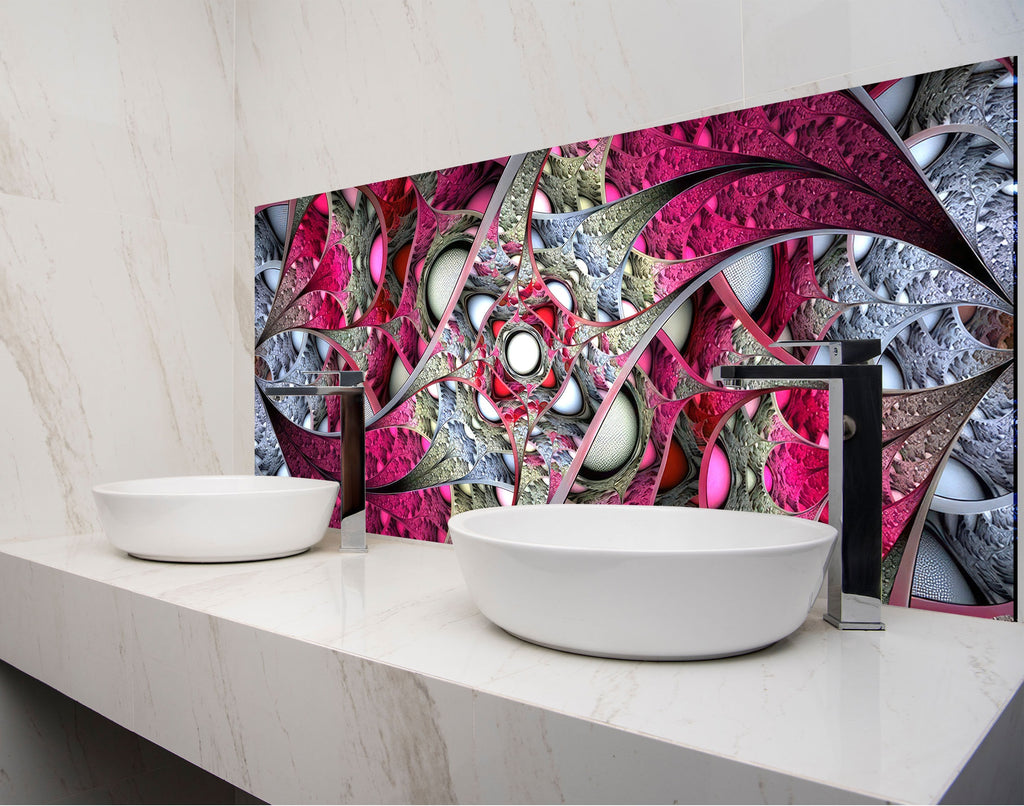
0;530;1021;804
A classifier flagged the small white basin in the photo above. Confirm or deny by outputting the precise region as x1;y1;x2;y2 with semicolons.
449;505;837;660
93;476;338;562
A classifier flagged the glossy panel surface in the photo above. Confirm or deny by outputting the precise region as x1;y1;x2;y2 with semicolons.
250;57;1016;622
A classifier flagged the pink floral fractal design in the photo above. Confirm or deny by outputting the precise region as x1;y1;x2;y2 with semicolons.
254;59;1016;619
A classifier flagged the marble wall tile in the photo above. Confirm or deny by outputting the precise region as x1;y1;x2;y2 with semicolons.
232;0;745;213
741;0;1023;102
0;0;234;230
0;195;234;538
1;0;237;537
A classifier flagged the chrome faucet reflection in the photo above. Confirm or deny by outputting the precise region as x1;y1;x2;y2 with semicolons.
712;340;884;630
264;370;367;553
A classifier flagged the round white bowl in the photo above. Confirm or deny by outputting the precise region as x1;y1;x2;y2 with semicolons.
93;475;339;562
449;504;837;661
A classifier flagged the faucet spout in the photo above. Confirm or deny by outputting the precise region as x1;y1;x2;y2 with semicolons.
713;340;884;630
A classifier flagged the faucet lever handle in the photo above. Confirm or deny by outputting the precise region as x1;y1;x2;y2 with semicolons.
336;370;364;387
771;339;880;365
303;369;364;387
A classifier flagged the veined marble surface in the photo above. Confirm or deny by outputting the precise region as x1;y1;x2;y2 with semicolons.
0;531;1021;804
0;0;235;541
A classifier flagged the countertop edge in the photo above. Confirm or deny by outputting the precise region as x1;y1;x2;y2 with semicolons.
0;534;1021;804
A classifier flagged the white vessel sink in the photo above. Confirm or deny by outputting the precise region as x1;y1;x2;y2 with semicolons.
449;505;837;660
93;476;338;562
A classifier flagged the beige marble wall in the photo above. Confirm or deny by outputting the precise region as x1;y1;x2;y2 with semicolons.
233;0;1022;212
0;0;236;541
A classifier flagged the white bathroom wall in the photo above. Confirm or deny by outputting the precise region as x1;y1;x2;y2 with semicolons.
232;0;1023;208
0;1;239;802
0;0;236;542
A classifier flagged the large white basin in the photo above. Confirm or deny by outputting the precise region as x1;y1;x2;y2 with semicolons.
449;505;837;661
93;476;339;562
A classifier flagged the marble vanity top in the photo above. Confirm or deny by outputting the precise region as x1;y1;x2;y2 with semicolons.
0;530;1021;804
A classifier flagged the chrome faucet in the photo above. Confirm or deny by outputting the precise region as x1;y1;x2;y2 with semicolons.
712;340;884;630
264;370;367;553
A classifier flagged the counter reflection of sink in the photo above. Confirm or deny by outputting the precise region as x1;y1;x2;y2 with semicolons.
93;476;339;562
449;505;837;661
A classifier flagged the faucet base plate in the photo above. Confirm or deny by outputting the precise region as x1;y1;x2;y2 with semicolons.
338;510;368;553
824;614;886;631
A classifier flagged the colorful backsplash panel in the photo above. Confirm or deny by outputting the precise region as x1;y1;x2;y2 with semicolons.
255;59;1017;618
